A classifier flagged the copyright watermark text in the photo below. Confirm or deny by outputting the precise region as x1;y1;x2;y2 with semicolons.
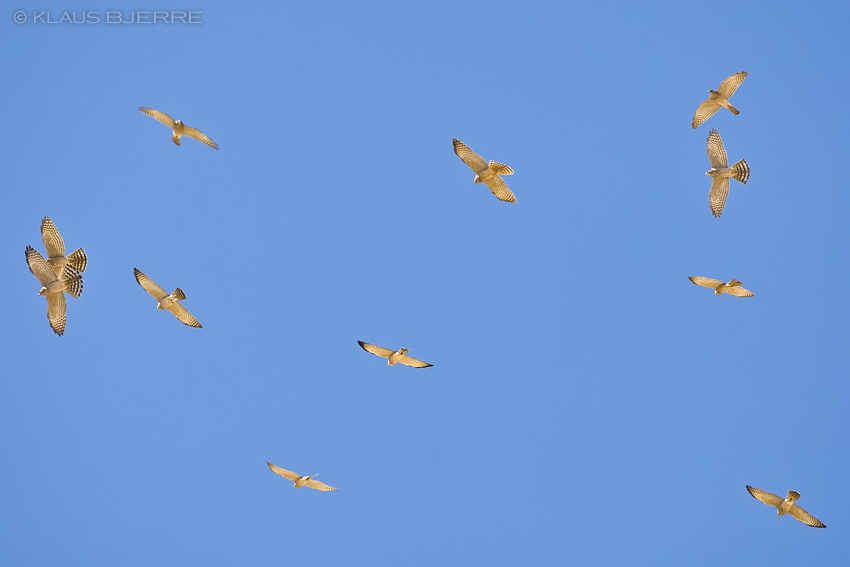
13;10;203;25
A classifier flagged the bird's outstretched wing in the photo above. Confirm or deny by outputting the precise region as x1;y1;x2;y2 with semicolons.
139;107;176;128
483;176;517;203
453;139;488;174
267;462;301;482
41;216;65;258
46;293;67;336
692;99;722;129
709;177;730;218
788;504;826;528
706;129;728;168
304;478;338;492
725;284;755;297
26;246;57;286
168;302;202;328
134;268;168;301
183;126;219;150
688;276;723;289
717;71;748;99
358;341;395;359
398;354;434;368
746;485;784;507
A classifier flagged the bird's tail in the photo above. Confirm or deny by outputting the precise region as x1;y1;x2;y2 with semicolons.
67;248;87;273
730;159;749;184
727;103;740;116
172;287;187;301
728;279;744;287
489;161;514;176
171;135;181;146
61;266;84;299
787;490;801;502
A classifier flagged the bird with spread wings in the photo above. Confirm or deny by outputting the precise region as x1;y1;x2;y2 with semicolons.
452;138;517;203
705;129;749;218
688;276;754;297
138;107;219;149
692;71;748;129
746;486;826;528
357;341;433;368
25;246;84;336
134;268;203;328
267;462;338;491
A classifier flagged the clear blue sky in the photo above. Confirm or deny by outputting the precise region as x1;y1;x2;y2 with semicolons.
2;1;849;564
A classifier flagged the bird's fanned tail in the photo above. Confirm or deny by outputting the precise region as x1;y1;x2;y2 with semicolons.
731;159;750;184
67;248;87;273
61;266;84;299
489;161;514;176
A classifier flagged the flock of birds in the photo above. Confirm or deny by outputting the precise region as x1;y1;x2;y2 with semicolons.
22;72;826;528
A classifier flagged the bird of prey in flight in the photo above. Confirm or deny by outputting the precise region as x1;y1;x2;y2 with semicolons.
452;138;517;203
746;486;826;528
138;107;219;149
133;268;203;327
688;277;755;297
705;129;749;217
25;246;83;336
357;341;433;368
41;216;87;277
692;71;748;129
267;462;338;491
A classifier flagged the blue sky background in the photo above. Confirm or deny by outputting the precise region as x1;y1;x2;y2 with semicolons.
2;1;850;564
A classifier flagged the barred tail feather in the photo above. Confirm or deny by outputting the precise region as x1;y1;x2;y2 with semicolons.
731;159;750;184
489;161;514;176
61;266;84;299
172;287;187;301
727;104;740;116
67;248;87;273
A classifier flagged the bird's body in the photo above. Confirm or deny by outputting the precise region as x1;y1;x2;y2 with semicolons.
357;341;433;368
133;268;202;327
41;216;87;278
692;72;748;129
138;107;219;149
267;462;338;491
688;276;754;297
707;89;739;115
25;246;84;336
746;486;826;528
452;138;517;203
705;129;749;217
386;348;410;366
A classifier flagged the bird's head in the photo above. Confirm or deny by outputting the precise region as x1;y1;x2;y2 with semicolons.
175;119;183;125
